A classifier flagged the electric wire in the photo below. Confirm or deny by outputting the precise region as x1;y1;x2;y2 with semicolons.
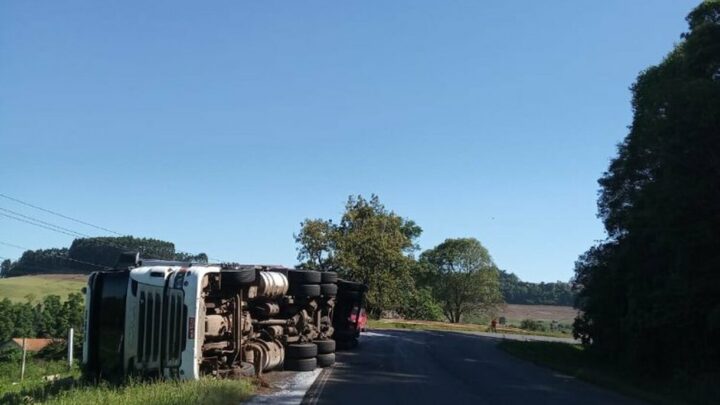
0;192;229;263
0;210;160;260
0;207;91;237
0;212;85;238
0;192;122;235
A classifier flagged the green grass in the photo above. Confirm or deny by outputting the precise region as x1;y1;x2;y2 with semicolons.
43;378;253;405
498;340;716;405
0;275;85;302
0;358;79;398
0;357;254;405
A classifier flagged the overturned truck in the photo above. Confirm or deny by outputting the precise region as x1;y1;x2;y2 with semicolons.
82;257;367;381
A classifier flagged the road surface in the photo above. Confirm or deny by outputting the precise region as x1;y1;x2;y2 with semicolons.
303;330;642;405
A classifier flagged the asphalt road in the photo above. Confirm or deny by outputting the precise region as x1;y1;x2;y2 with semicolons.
305;330;642;405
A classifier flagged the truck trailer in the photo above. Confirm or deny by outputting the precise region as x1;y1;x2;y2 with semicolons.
82;255;366;382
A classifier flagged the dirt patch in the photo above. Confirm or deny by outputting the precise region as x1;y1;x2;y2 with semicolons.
499;304;577;323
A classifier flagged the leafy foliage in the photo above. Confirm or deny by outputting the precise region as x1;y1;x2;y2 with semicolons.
419;238;503;323
0;294;84;341
0;259;10;278
295;195;423;317
573;1;720;381
399;287;444;321
295;196;506;321
294;219;335;270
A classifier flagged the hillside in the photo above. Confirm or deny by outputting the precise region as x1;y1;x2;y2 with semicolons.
0;274;86;302
1;236;208;278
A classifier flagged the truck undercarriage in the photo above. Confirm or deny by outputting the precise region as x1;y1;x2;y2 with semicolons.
83;257;367;382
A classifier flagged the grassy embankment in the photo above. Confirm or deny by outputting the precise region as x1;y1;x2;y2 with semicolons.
498;340;714;405
0;274;86;302
0;358;253;405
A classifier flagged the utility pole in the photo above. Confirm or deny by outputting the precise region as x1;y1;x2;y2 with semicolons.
68;328;74;368
20;337;27;381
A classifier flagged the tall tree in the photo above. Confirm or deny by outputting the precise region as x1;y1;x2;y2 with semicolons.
295;195;423;317
421;238;503;323
0;259;10;278
294;219;335;270
574;1;720;379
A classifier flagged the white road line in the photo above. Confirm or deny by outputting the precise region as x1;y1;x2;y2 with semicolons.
361;331;393;338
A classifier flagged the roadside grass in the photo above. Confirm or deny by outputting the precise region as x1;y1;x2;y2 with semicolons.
498;340;715;405
0;358;80;399
0;275;86;302
0;357;254;405
43;378;254;405
368;318;571;339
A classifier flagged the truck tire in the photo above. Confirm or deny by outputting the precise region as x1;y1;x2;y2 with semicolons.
287;269;321;284
320;283;338;296
314;339;336;354
286;343;317;359
316;353;335;367
320;271;338;284
337;280;366;291
284;357;317;372
221;268;256;287
289;284;321;297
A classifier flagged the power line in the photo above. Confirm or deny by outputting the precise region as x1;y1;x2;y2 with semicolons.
0;211;158;259
0;212;84;238
0;193;227;263
0;192;122;236
0;241;28;251
0;207;91;238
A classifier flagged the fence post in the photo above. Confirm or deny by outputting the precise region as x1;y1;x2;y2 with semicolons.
20;337;27;381
68;328;74;369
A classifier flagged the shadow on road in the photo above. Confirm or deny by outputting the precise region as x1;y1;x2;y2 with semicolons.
308;329;643;405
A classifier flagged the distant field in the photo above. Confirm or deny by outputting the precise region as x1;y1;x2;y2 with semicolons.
0;274;87;302
499;304;577;324
368;318;572;338
370;304;579;338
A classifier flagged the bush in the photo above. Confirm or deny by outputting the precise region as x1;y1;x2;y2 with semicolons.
519;319;547;332
36;341;68;361
399;288;443;321
0;346;22;362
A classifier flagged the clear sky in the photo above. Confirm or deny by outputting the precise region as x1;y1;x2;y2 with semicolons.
0;1;699;282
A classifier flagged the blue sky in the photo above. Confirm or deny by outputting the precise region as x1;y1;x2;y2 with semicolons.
0;1;698;282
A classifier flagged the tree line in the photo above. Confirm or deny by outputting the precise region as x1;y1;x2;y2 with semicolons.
0;236;208;278
499;271;574;306
572;0;720;387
